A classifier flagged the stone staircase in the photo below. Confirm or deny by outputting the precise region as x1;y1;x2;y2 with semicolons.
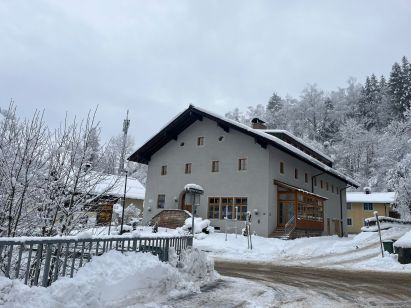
270;227;323;240
150;209;192;229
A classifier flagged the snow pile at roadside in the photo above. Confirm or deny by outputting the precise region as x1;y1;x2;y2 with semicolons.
0;249;215;307
353;252;411;272
394;230;411;248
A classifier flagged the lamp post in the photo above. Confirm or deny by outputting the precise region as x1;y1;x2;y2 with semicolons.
120;170;128;234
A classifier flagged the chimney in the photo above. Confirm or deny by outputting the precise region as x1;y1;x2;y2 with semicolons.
364;187;371;194
251;118;267;129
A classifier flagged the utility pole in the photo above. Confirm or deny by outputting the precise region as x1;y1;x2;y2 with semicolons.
119;110;130;174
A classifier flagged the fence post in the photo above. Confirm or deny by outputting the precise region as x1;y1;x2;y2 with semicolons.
164;238;170;262
42;244;52;287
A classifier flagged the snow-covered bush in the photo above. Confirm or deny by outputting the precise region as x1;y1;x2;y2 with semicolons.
124;204;141;224
180;217;211;234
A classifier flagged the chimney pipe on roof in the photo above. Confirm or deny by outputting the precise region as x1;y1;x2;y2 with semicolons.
364;187;371;194
251;118;267;129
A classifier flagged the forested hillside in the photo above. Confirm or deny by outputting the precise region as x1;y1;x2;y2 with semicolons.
225;56;411;218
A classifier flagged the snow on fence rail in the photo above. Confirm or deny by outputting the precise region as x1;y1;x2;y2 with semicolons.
0;234;193;287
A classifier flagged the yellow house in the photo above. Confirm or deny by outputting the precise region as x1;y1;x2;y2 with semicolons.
346;190;397;233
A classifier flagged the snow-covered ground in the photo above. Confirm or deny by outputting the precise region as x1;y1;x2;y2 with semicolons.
0;248;215;307
194;226;411;272
79;222;411;273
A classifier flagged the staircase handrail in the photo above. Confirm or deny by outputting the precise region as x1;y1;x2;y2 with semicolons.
284;215;296;236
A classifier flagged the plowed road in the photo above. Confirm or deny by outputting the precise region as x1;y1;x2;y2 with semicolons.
215;260;411;307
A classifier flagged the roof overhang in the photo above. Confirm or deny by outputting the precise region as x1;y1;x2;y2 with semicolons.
129;105;359;188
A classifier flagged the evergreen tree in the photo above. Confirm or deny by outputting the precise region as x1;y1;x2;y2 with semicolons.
389;61;404;119
266;92;283;128
400;56;411;117
358;74;379;130
319;98;339;143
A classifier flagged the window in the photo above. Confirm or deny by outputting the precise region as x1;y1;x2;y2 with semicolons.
218;136;224;142
185;163;192;174
212;160;219;172
238;158;247;171
197;136;204;146
326;182;329;191
234;197;248;221
331;185;334;193
207;197;247;221
347;218;352;226
280;162;285;174
305;173;308;183
347;203;352;210
157;194;165;208
161;165;167;176
364;203;373;211
180;142;185;147
208;197;220;219
313;177;317;186
221;197;234;219
320;180;323;189
336;188;339;195
294;168;298;179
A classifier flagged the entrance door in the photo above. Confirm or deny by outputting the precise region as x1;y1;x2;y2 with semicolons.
334;219;341;236
278;202;295;226
179;192;192;213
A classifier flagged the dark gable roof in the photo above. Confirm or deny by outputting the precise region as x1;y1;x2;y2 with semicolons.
128;105;359;187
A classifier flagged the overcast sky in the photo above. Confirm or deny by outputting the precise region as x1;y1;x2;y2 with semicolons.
1;0;410;146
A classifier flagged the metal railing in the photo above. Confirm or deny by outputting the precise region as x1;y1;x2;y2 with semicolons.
0;234;193;287
284;216;296;237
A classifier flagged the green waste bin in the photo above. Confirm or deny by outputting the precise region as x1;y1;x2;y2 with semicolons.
383;240;394;254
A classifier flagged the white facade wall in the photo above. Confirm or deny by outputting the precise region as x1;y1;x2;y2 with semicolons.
142;118;349;237
143;118;271;236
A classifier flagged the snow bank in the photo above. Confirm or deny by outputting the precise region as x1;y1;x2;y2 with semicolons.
194;226;411;272
394;230;411;248
0;249;215;307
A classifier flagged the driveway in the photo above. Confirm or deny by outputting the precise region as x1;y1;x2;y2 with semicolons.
214;260;411;307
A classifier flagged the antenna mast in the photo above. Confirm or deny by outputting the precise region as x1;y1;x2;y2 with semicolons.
119;110;130;174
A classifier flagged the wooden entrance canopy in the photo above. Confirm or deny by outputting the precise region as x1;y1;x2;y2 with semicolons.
274;180;327;231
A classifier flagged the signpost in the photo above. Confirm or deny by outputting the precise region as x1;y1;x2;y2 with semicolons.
184;184;204;235
374;211;384;258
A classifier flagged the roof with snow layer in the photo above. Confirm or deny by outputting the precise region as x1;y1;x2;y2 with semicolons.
91;174;145;200
128;105;359;187
346;192;395;203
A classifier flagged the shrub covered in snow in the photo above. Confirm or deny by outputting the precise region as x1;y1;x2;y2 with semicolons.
179;217;214;236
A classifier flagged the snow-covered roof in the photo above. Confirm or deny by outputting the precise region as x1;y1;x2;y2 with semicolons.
92;174;145;200
394;230;411;248
346;192;395;203
261;129;334;163
129;105;359;187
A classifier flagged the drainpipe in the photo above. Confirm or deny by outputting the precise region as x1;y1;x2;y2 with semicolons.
311;172;324;193
339;185;352;237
